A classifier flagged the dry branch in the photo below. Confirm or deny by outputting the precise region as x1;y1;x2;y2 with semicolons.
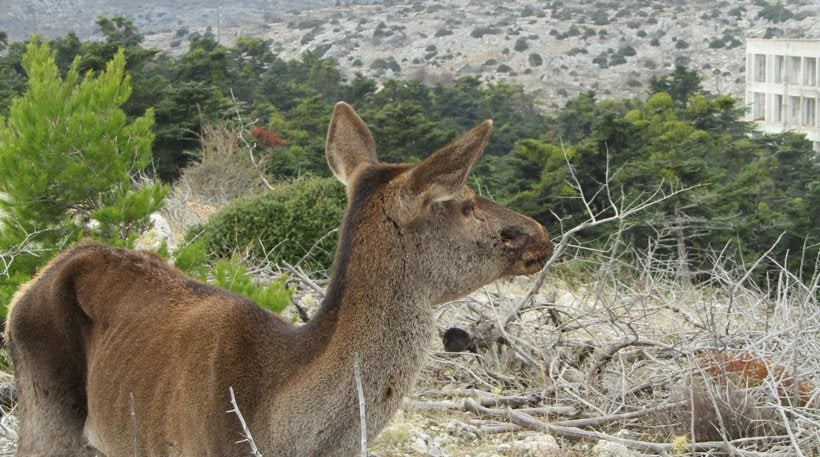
227;387;263;457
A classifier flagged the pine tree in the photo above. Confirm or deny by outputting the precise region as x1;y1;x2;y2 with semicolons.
0;39;167;310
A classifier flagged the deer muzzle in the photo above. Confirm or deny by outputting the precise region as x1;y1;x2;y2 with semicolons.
501;224;553;275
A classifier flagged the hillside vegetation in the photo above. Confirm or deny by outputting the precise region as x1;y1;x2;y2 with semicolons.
0;10;817;456
142;0;818;110
0;14;817;305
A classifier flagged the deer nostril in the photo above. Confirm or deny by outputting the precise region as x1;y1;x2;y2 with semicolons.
500;228;527;249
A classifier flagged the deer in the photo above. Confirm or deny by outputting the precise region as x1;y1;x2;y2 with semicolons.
5;102;552;456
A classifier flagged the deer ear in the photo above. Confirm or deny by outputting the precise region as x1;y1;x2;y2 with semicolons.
326;102;378;185
407;120;492;202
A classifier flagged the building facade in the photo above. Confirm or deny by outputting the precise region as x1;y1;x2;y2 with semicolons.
745;39;820;152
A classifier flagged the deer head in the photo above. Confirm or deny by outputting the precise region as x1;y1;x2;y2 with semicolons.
325;102;552;305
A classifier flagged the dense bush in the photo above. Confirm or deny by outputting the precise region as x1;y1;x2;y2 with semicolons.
528;53;543;67
709;38;726;48
757;2;794;23
514;37;529;52
196;177;346;271
609;53;626;65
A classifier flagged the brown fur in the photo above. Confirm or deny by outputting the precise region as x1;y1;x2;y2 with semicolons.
6;102;552;457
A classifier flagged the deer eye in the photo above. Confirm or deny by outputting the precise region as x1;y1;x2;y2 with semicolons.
461;201;476;217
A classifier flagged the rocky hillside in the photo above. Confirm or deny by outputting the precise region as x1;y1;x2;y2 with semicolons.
3;0;818;110
0;0;382;41
140;0;818;111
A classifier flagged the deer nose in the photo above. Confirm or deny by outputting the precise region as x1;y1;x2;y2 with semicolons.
501;224;553;275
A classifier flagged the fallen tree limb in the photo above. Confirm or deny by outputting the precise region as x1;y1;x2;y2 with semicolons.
550;401;685;428
403;398;577;418
463;398;789;456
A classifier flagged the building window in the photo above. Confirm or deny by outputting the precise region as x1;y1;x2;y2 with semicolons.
788;96;801;125
755;54;767;82
753;92;766;120
773;94;783;122
773;55;784;83
805;58;817;86
804;98;816;127
786;56;801;84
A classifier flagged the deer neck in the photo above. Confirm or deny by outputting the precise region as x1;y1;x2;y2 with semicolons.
307;223;434;378
259;211;434;452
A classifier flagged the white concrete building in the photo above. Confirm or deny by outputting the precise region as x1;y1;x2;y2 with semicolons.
745;39;820;152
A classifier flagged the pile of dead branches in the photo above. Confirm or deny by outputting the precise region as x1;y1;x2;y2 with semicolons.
283;238;819;456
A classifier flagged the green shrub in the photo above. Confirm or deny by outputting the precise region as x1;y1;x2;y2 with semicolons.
528;53;543;66
592;10;610;25
212;258;292;313
728;6;745;18
709;38;725;48
173;238;210;279
435;29;453;37
609;53;627;66
497;64;512;73
675;39;689;49
514;37;529;52
294;19;323;30
371;57;401;73
373;22;393;38
757;3;794;23
173;239;293;314
196;177;346;271
471;26;502;38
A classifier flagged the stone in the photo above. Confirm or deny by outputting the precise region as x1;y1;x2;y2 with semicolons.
511;434;560;456
592;440;636;457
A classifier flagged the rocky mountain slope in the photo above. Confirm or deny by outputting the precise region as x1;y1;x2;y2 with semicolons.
142;0;818;110
0;0;381;41
3;0;818;110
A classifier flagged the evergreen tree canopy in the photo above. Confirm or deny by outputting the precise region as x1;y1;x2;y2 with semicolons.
0;39;167;309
